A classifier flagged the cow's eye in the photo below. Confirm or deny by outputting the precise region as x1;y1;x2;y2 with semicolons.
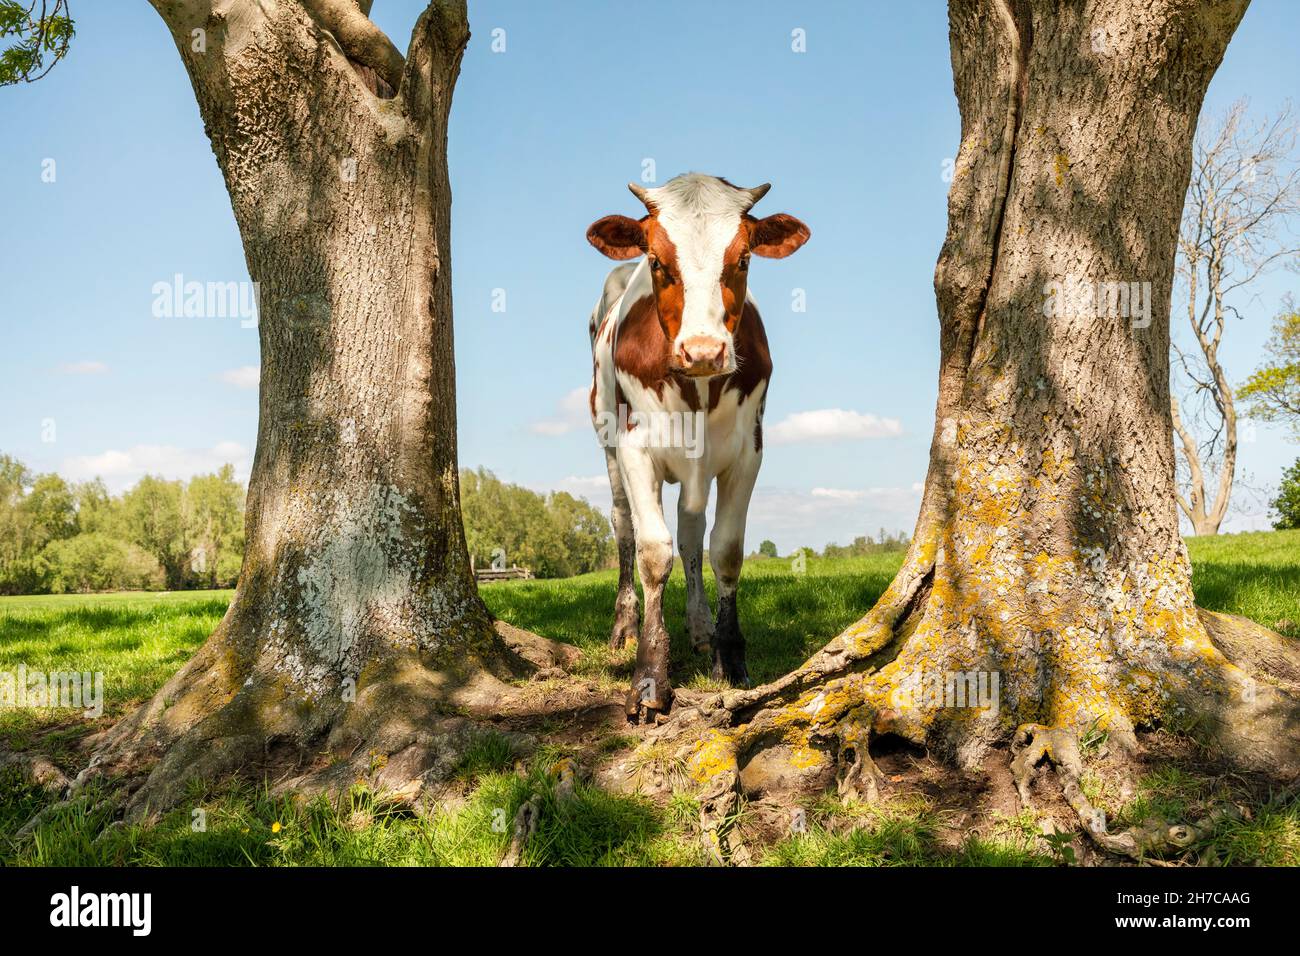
649;257;661;272
737;256;750;272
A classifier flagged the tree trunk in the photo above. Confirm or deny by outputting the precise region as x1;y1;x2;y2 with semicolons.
638;0;1300;862
77;0;541;816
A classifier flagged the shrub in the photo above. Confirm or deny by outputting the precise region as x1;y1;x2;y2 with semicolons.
38;533;165;593
1275;458;1300;530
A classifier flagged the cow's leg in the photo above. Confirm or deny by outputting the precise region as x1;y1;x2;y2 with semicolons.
618;447;674;720
677;490;713;654
709;457;759;687
604;449;639;650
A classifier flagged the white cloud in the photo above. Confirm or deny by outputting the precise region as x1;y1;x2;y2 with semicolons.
217;365;259;389
747;483;923;552
537;474;612;508
529;386;590;436
556;474;609;491
811;487;866;501
62;441;251;492
767;408;902;444
58;360;108;375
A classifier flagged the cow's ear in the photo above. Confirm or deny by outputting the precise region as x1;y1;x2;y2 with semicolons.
587;215;647;260
747;213;810;259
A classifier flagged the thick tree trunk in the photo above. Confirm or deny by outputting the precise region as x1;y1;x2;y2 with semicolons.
634;0;1300;862
75;0;541;816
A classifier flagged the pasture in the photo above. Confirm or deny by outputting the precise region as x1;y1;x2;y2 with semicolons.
1;531;1297;866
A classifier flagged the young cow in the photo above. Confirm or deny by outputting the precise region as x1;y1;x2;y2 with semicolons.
586;173;810;721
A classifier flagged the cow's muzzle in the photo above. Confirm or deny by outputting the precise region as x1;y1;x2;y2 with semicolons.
673;336;730;377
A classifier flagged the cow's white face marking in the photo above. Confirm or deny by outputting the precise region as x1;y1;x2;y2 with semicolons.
643;175;753;376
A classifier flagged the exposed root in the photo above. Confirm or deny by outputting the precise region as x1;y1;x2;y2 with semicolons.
1009;722;1272;861
499;757;578;867
697;765;744;865
0;748;71;794
500;794;541;867
614;543;1300;865
16;620;604;835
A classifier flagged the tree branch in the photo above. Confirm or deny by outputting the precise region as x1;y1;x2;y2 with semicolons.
301;0;404;93
400;0;469;115
1172;396;1208;527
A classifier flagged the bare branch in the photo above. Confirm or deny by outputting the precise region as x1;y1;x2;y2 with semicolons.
1171;100;1300;534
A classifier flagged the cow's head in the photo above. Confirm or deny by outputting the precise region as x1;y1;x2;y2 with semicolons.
587;173;809;377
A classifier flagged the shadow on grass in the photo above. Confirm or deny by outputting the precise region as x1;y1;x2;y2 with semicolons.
1;765;705;867
1191;560;1300;630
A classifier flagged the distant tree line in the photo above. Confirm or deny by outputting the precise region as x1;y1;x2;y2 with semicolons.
0;457;617;595
0;454;244;595
460;468;612;578
755;528;912;561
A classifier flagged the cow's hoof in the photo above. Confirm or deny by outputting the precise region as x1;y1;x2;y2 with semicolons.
686;616;715;655
624;695;672;725
688;634;713;655
609;621;638;651
625;674;673;724
711;654;751;688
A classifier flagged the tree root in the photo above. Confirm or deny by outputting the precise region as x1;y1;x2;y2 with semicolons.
0;748;70;794
500;794;541;867
1009;722;1269;861
612;584;1300;865
13;621;605;837
499;757;577;867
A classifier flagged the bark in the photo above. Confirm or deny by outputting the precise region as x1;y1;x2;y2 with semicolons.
629;0;1300;862
68;0;542;817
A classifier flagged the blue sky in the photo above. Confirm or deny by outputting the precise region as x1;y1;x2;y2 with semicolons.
1;0;1297;552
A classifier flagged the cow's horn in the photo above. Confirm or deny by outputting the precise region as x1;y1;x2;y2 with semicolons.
628;182;655;209
741;182;772;210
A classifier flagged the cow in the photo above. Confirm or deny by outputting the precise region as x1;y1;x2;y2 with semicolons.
585;173;810;722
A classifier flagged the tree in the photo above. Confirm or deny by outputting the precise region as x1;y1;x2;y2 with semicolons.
19;474;78;547
0;454;35;593
459;469;612;577
72;478;116;536
546;490;613;576
758;539;778;559
0;1;74;85
0;459;79;593
1239;307;1300;436
119;475;187;589
183;464;245;589
644;0;1299;862
38;532;164;593
1170;102;1300;535
65;0;553;818
1273;458;1300;529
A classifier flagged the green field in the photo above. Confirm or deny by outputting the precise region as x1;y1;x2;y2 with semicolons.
1;531;1297;866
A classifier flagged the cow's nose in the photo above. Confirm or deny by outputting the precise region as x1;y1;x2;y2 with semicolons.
679;336;727;373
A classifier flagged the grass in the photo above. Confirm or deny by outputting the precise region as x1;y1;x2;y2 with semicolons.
0;529;1297;866
484;551;903;692
757;796;1054;867
0;590;229;758
1186;528;1300;631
